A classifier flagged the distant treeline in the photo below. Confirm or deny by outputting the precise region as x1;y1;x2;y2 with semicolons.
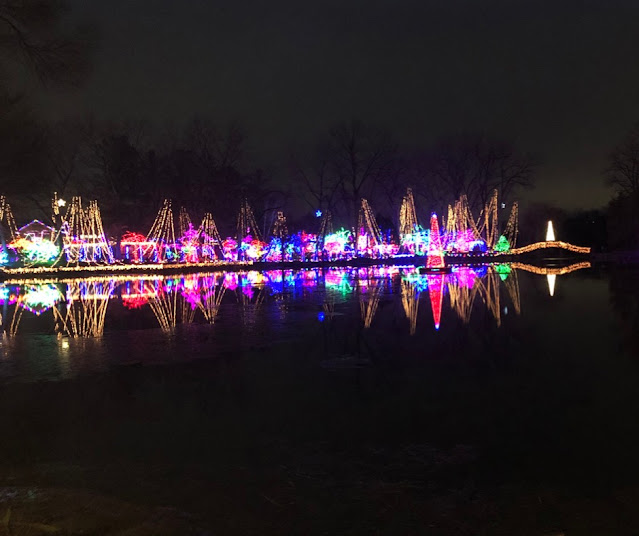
0;0;625;251
0;116;541;241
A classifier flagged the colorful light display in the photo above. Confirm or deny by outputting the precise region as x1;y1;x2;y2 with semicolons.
357;199;383;256
0;191;594;276
121;232;155;263
426;273;444;330
9;220;61;266
0;262;594;338
178;223;201;263
494;235;511;254
20;284;62;315
323;228;352;259
61;197;114;264
427;213;445;269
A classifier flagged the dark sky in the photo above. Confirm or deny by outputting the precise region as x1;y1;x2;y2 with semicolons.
46;0;639;210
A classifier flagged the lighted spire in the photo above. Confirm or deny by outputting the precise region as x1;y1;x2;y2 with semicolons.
427;213;445;269
546;220;555;241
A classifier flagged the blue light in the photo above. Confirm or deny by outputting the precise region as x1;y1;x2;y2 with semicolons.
315;210;322;218
317;311;325;322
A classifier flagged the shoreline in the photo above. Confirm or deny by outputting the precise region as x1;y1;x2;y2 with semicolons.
0;251;593;281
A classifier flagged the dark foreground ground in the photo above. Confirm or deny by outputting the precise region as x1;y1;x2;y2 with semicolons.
0;327;638;536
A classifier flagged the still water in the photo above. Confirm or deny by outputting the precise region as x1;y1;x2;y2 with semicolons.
0;261;608;382
1;261;639;533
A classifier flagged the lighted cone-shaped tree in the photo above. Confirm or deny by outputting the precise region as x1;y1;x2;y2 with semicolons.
427;213;445;269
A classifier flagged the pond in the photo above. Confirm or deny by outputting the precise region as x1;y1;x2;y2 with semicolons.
0;261;637;534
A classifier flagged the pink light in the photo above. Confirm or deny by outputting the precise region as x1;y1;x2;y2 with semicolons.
426;273;444;330
427;214;445;269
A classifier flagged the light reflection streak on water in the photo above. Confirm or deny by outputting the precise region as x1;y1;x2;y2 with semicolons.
0;262;590;342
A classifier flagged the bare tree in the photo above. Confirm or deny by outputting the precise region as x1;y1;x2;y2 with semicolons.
185;118;245;171
416;133;537;215
605;122;639;198
328;120;397;230
0;0;94;88
291;143;341;217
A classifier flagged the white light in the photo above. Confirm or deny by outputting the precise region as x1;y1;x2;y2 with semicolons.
57;198;66;208
545;221;555;241
547;274;556;297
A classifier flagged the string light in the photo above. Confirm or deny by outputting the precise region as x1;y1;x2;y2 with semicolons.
0;191;593;278
510;241;590;255
61;197;114;264
427;213;445;269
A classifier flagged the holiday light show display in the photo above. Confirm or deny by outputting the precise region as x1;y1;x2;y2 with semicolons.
399;188;419;239
60;197;114;264
323;228;353;259
236;199;264;261
357;199;383;256
398;190;427;256
0;195;17;241
426;213;445;269
178;223;201;263
121;232;155;263
147;199;178;262
8;220;61;267
493;235;511;253
0;189;593;278
200;212;223;261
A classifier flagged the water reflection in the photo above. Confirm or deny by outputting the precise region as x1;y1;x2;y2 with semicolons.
0;261;596;381
0;262;591;341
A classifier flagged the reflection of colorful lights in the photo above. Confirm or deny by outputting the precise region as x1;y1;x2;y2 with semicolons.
451;266;478;289
494;263;512;281
0;263;595;337
426;273;444;330
223;272;238;290
402;271;429;292
325;268;353;295
20;285;62;315
121;295;149;309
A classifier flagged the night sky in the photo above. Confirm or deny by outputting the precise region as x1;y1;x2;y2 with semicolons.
44;0;639;210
